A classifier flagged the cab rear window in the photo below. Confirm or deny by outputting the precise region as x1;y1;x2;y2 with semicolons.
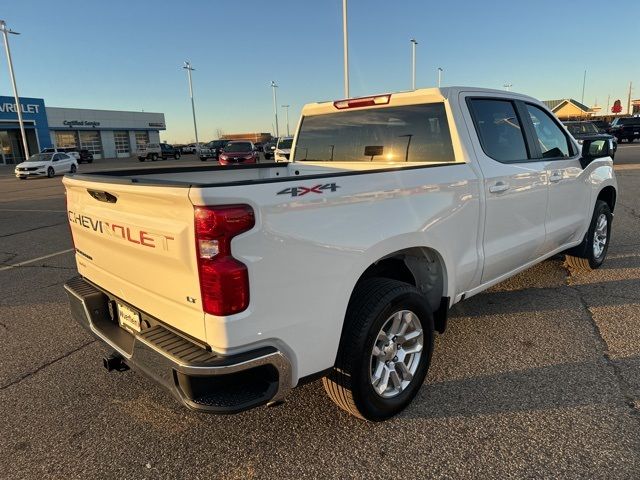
293;103;455;163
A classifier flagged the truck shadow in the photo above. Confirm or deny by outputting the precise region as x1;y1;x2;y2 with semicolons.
403;355;640;419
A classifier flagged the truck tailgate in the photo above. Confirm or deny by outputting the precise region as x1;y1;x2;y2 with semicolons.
64;177;205;342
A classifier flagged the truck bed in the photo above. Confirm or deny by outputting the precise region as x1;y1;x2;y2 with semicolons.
69;161;451;188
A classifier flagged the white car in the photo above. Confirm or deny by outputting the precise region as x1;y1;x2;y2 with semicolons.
63;87;616;421
274;136;293;161
15;152;78;179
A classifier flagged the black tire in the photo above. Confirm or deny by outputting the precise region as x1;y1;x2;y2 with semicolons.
323;278;434;421
88;158;93;163
200;157;207;161
175;153;181;160
19;177;27;180
628;138;635;143
151;154;158;161
565;200;612;272
47;167;55;178
70;164;77;173
138;158;145;162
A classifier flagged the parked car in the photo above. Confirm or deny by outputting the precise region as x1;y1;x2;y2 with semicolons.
590;120;610;133
41;147;80;161
181;143;198;154
607;116;640;142
218;141;258;165
63;87;616;421
199;140;230;161
136;143;162;162
15;152;77;179
160;143;181;160
563;121;617;157
263;138;278;159
78;149;94;164
274;136;294;162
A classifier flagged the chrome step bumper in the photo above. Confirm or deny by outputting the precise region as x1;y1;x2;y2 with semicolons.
64;276;292;413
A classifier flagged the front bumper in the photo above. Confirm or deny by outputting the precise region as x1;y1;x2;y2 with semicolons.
64;276;292;413
15;169;45;178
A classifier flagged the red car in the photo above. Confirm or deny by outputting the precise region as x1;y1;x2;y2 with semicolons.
218;141;258;165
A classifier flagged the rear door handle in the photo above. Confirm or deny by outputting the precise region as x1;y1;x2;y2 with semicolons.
489;182;510;194
549;171;562;183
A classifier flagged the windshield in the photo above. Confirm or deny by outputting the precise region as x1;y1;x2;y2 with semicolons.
28;153;53;162
293;103;455;163
223;142;252;153
278;138;293;149
565;122;598;135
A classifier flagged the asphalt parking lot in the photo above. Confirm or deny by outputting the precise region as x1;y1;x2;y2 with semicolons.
1;146;640;479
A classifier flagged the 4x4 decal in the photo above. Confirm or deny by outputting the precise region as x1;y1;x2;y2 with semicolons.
277;183;340;197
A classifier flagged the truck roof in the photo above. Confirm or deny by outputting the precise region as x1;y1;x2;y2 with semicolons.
301;86;539;117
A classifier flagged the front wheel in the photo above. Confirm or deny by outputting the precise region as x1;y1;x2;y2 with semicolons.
323;278;434;421
151;154;158;161
565;200;612;272
47;167;55;178
175;153;181;160
70;164;77;173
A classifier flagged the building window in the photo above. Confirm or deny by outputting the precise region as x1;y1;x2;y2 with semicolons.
79;131;103;156
135;131;149;147
55;131;78;149
114;131;130;154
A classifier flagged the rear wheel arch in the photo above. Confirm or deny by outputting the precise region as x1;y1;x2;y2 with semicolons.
353;247;449;331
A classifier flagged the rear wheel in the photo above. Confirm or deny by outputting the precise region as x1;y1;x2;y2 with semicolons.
151;153;158;161
323;278;434;421
47;167;55;178
565;200;612;272
175;152;181;159
70;164;77;173
138;157;145;162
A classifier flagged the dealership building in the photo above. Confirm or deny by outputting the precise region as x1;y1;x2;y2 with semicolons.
0;95;165;164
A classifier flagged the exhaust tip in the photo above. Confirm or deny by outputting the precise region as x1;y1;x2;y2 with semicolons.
103;352;129;372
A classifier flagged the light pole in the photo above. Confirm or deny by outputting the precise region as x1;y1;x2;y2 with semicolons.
503;83;512;92
182;61;199;153
581;70;587;105
271;81;279;138
410;38;418;90
282;104;290;137
0;20;29;161
342;0;349;98
437;67;443;88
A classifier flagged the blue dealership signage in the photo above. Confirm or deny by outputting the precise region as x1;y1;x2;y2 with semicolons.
0;96;52;149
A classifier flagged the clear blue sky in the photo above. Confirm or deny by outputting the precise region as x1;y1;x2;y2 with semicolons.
3;0;639;143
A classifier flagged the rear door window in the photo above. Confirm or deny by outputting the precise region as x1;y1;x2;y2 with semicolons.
468;99;530;163
293;103;455;163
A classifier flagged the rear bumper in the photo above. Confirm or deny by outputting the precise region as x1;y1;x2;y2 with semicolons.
64;276;292;413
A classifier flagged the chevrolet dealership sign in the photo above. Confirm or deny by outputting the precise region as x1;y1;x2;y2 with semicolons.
0;101;41;114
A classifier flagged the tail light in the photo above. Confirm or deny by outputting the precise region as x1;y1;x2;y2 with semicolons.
194;205;255;316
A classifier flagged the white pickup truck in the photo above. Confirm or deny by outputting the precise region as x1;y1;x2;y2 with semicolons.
63;87;617;421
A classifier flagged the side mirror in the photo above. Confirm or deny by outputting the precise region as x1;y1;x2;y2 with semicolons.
580;138;614;168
